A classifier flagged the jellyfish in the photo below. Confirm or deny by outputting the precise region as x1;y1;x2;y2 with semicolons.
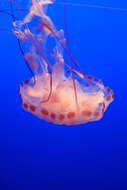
9;0;114;125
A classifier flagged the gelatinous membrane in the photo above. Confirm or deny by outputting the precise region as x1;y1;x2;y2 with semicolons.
12;0;114;125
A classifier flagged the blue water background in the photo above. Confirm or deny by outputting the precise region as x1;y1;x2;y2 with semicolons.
0;0;127;189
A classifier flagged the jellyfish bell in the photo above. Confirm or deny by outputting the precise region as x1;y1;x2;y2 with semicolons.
20;68;114;125
3;0;114;125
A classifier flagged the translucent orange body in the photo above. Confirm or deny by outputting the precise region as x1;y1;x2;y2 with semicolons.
20;71;114;125
13;0;114;125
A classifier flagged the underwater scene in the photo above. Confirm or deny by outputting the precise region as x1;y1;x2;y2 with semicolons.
0;0;127;189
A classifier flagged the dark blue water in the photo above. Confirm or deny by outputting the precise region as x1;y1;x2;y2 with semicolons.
0;0;127;189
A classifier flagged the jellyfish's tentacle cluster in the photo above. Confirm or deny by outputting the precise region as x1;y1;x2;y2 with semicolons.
14;0;114;125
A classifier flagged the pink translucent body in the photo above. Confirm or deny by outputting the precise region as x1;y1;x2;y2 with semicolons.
13;0;114;125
